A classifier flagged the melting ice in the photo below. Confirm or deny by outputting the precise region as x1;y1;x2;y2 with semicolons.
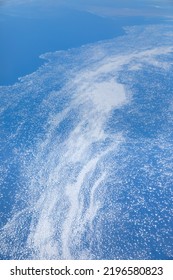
0;25;173;259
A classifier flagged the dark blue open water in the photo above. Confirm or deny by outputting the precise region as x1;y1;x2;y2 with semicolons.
0;1;167;86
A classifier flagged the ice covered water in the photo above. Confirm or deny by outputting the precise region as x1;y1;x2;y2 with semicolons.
0;25;173;259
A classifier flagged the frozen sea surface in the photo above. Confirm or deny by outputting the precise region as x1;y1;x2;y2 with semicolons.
0;24;173;259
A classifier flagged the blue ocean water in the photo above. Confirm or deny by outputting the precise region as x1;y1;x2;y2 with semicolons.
0;1;167;86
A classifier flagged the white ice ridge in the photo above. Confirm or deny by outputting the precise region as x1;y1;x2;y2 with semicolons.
23;50;128;259
0;25;173;260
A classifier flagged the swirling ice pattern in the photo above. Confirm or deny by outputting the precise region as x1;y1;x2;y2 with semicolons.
0;25;173;259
